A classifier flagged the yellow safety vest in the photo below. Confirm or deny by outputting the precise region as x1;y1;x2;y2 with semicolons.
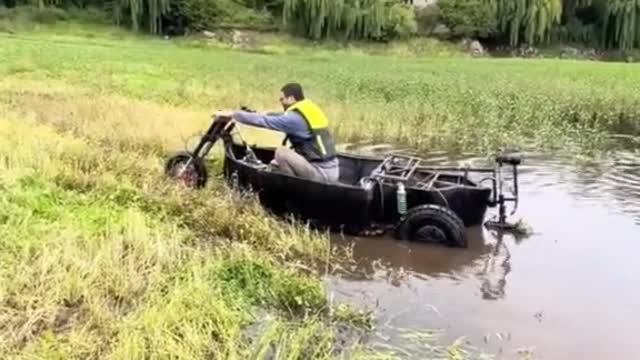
285;99;337;162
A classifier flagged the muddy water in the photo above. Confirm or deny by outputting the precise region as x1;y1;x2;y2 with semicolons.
327;144;640;359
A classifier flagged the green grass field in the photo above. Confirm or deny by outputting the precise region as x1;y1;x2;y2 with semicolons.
3;18;640;157
1;16;639;359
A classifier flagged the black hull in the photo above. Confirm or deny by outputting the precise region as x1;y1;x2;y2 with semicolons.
223;143;492;230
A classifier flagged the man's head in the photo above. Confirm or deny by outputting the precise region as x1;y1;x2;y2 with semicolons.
280;83;304;110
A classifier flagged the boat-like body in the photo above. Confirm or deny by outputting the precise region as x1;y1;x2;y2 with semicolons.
165;116;522;247
223;142;492;230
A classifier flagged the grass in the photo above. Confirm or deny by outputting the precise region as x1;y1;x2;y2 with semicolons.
0;97;383;358
2;12;640;158
2;10;639;359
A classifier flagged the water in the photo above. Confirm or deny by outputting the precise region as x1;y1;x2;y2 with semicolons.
326;145;640;359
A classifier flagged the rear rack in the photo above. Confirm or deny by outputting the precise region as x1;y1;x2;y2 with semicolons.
368;154;495;189
366;153;522;231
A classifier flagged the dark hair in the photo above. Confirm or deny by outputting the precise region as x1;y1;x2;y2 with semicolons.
281;83;305;101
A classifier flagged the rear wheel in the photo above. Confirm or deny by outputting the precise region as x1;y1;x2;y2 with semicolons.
165;151;208;189
395;204;466;247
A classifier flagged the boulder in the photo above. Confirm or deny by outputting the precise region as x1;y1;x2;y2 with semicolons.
561;46;580;58
469;40;484;55
458;38;485;56
201;29;257;49
512;44;538;58
203;30;217;39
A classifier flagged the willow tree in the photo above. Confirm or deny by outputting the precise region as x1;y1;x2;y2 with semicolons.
111;0;171;34
494;0;564;46
601;0;640;50
563;0;640;50
283;0;404;40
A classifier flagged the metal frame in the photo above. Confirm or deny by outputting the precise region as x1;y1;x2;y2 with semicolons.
367;153;521;229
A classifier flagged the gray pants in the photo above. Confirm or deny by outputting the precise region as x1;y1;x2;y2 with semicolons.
270;147;338;183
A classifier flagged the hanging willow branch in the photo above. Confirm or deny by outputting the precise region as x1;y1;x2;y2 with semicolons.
492;0;563;46
601;0;640;50
554;0;640;50
111;0;171;34
283;0;403;40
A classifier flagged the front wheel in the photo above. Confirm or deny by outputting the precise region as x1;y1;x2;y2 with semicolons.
395;204;467;247
164;151;208;189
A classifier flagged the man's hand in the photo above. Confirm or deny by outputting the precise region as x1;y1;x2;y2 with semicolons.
223;119;236;131
214;110;235;119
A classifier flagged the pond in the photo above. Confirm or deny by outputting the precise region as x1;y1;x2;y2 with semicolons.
327;143;640;359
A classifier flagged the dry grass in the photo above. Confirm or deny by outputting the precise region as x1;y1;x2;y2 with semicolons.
0;84;380;359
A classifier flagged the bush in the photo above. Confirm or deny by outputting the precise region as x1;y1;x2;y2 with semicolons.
384;2;418;39
283;0;417;41
175;0;275;31
551;16;600;47
415;3;441;35
0;5;70;24
437;0;497;39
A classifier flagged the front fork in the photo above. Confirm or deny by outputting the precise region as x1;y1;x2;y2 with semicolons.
176;118;228;176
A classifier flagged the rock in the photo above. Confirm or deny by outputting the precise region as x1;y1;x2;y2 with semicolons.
231;30;246;43
202;30;217;39
458;38;485;56
230;30;249;48
201;29;257;49
512;44;538;58
230;30;258;49
561;46;580;57
469;40;485;55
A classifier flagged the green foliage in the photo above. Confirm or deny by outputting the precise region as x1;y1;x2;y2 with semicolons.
215;256;326;315
495;0;564;46
385;1;417;38
551;15;600;46
109;0;170;34
0;5;110;33
282;0;417;40
601;0;640;50
5;28;637;156
5;0;640;50
437;0;498;38
0;4;70;23
175;0;275;31
415;3;441;34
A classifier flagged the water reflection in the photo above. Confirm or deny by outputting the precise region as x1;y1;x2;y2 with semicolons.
477;229;512;301
332;226;519;301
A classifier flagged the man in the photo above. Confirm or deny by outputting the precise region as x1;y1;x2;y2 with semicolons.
215;83;339;183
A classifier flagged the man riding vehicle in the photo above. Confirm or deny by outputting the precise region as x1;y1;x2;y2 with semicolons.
215;82;339;183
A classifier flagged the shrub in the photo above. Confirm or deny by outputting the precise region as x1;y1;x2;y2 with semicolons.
437;0;497;39
0;5;70;24
283;0;417;41
384;2;418;39
415;3;441;35
175;0;275;31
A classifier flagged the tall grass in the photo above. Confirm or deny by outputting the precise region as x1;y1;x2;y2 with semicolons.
3;25;639;157
0;85;380;358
